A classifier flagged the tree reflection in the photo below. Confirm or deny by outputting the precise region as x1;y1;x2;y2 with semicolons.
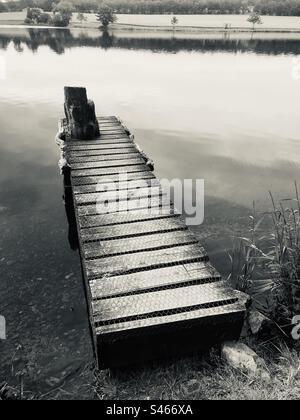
0;28;299;56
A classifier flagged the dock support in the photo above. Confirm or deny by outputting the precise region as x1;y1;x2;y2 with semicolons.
64;87;100;140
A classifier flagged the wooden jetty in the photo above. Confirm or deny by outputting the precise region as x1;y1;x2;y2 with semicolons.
58;87;248;369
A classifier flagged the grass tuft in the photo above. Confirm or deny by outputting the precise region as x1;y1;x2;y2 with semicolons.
94;345;300;400
229;183;300;332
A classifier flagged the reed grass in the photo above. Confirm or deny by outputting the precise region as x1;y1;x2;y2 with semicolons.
229;182;300;331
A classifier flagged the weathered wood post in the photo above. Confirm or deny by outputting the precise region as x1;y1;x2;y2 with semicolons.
64;86;100;140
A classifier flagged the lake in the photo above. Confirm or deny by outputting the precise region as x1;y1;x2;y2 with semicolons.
0;27;300;399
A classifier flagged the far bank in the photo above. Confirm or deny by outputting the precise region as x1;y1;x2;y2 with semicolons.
1;12;300;33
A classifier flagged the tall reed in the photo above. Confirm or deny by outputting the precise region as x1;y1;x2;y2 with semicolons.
229;182;300;329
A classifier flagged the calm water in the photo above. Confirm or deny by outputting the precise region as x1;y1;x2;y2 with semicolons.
1;27;300;398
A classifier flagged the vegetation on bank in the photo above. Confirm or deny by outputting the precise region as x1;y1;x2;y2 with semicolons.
1;183;299;400
96;4;117;28
97;184;300;401
94;343;300;400
1;1;300;31
21;2;118;28
230;184;300;341
24;2;75;26
1;342;299;400
247;11;263;29
95;181;300;402
3;0;300;17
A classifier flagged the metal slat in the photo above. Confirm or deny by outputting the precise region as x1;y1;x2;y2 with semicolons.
68;139;132;147
99;126;124;130
75;186;163;206
90;262;221;299
92;283;238;324
99;122;120;126
98;116;118;121
71;164;150;178
77;196;171;216
70;153;140;163
85;243;208;279
68;148;139;157
74;178;161;195
82;134;128;140
67;143;137;152
72;172;155;186
81;217;185;241
95;134;130;139
71;157;145;170
99;128;126;133
96;301;245;336
79;210;176;228
83;230;197;259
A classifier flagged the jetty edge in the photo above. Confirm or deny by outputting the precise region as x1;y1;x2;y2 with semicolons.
56;86;249;369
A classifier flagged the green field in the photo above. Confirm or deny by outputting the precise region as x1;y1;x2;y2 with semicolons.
0;11;26;23
1;11;300;31
72;13;300;30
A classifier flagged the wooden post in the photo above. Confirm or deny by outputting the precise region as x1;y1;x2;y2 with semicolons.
64;86;100;140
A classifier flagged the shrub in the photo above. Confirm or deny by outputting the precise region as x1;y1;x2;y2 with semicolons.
24;8;52;25
247;12;263;30
52;1;74;27
96;4;117;29
53;12;72;26
39;12;51;23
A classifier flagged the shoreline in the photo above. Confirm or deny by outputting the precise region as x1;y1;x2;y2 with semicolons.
74;23;300;34
2;23;300;34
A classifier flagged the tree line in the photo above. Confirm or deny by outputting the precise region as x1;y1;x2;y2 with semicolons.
2;0;300;17
255;0;300;16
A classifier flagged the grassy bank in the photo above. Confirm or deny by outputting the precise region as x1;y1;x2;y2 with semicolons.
72;13;300;30
95;342;299;400
1;342;299;400
2;12;300;32
0;11;25;25
48;186;300;400
70;13;300;32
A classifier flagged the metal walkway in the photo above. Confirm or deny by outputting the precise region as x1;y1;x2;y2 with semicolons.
62;116;247;369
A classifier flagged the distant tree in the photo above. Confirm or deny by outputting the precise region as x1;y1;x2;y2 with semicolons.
247;12;262;30
26;7;40;21
171;15;178;31
34;0;56;12
25;7;52;24
54;1;73;15
52;13;67;26
53;1;74;26
73;0;98;13
96;4;117;29
7;0;300;18
76;11;87;24
39;11;51;23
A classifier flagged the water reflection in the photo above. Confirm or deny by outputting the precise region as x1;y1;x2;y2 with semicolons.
63;170;79;252
1;27;300;397
0;101;93;398
1;28;300;55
